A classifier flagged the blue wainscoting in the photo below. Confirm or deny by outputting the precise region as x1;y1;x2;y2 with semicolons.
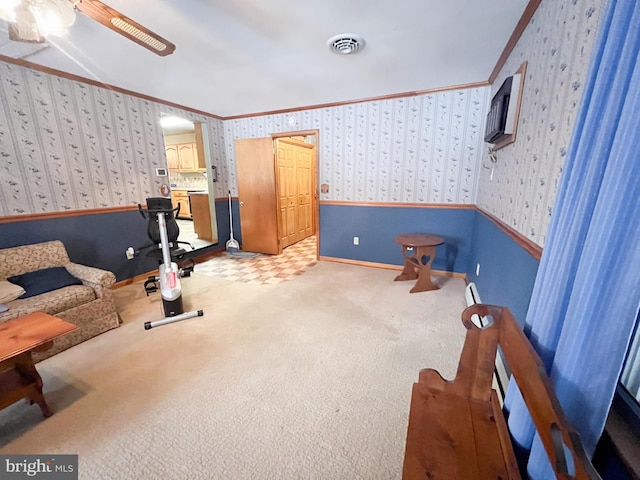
0;201;232;283
466;212;540;325
0;210;159;282
1;202;539;324
318;203;540;326
319;204;476;274
216;197;241;248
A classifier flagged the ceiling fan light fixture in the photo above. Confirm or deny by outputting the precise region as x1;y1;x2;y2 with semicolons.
327;33;365;55
29;0;77;37
2;0;76;39
0;0;21;22
3;0;175;57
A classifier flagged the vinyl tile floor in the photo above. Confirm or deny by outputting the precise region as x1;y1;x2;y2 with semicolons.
195;235;317;285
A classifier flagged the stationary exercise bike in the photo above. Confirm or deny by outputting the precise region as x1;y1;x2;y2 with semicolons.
133;197;203;329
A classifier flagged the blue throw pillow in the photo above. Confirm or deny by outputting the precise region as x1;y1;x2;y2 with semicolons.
8;267;83;299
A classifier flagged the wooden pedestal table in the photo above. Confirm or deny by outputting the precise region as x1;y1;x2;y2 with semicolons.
394;234;445;293
0;312;77;417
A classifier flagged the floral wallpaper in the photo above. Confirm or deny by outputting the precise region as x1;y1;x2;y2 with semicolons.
0;0;604;231
0;56;488;218
0;62;225;216
0;0;606;236
476;0;604;247
224;88;489;204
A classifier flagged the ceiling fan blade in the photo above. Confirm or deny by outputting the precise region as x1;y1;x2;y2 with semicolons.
74;0;175;56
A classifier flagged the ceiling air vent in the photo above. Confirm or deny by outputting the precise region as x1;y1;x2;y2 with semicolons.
327;33;365;55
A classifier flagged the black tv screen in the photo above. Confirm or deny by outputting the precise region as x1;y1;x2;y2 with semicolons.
485;76;514;144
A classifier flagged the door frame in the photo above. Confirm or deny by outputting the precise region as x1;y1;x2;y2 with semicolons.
194;122;219;243
159;114;218;248
271;129;319;258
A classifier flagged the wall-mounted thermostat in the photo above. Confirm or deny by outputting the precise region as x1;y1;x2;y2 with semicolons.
155;168;168;176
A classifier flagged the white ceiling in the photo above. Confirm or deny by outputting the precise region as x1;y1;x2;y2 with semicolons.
0;0;530;118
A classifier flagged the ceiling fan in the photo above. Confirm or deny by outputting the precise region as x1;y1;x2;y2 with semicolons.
0;0;175;56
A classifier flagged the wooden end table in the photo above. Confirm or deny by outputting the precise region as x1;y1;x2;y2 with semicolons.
0;312;77;417
394;234;445;293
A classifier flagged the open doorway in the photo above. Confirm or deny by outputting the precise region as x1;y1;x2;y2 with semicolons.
160;114;218;252
234;129;318;257
273;134;316;250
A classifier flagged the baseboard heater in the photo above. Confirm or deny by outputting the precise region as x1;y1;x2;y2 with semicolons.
464;282;511;402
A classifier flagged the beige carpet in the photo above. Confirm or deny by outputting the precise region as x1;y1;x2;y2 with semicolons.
0;261;468;479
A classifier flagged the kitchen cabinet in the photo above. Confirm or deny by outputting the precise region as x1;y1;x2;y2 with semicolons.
166;143;200;172
189;192;213;241
178;144;197;171
171;190;191;219
166;145;180;170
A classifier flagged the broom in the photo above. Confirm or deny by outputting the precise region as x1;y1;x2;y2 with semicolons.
226;190;240;253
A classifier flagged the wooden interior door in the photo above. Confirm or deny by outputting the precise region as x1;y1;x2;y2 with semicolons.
296;141;314;240
235;138;280;254
275;138;315;248
276;138;297;248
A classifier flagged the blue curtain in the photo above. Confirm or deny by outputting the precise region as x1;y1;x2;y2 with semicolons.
504;0;640;477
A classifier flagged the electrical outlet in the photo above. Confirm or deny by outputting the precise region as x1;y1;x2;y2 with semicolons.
353;236;359;246
476;263;481;276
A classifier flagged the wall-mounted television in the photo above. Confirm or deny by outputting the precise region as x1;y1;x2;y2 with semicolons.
484;73;522;144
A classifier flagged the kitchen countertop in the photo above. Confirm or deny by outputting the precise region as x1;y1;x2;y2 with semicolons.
171;188;208;194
